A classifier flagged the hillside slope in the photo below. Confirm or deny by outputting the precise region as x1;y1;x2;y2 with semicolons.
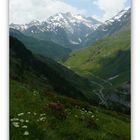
10;36;94;102
82;8;131;47
64;28;131;112
10;37;130;140
10;28;71;60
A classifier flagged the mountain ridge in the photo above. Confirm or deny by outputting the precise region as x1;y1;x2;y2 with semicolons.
10;12;100;49
10;8;130;49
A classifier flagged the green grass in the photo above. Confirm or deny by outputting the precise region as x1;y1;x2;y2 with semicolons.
10;29;71;60
10;80;130;140
64;28;131;112
64;28;130;78
10;34;130;139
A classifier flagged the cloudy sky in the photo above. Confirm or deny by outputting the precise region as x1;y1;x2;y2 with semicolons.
10;0;131;24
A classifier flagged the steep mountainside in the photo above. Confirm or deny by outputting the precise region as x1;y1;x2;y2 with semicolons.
10;36;95;102
83;8;131;47
64;27;131;112
10;28;71;60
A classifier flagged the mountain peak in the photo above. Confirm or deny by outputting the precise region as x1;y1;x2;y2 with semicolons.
10;8;130;48
105;8;130;24
28;20;40;25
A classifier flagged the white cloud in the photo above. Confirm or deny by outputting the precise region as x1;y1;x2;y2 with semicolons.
93;0;127;21
10;0;86;24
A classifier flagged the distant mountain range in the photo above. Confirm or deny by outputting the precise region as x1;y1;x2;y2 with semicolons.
10;8;130;49
10;12;101;49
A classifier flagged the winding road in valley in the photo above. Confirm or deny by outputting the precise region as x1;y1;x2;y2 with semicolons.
87;72;113;106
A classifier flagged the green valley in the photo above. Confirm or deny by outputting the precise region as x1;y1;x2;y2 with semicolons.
64;27;130;112
10;36;130;140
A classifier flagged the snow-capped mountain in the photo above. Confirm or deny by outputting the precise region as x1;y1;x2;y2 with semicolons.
10;12;101;49
10;8;131;49
47;13;100;31
10;13;100;32
102;8;130;31
83;8;131;47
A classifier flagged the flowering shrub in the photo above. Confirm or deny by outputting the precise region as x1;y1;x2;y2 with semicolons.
47;102;67;120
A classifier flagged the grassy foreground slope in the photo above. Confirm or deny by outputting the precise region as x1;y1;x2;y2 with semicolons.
10;36;130;140
10;80;130;140
64;28;130;112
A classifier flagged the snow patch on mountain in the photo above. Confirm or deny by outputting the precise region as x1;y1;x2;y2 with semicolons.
104;8;130;26
10;8;130;48
70;40;80;45
10;12;100;33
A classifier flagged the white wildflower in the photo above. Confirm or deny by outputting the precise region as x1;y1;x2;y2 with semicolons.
24;131;29;136
33;90;37;93
12;122;20;128
22;125;28;128
20;119;24;123
40;113;46;117
39;117;46;121
88;111;92;114
33;112;37;116
27;112;31;115
25;120;29;123
18;113;24;116
11;118;19;121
